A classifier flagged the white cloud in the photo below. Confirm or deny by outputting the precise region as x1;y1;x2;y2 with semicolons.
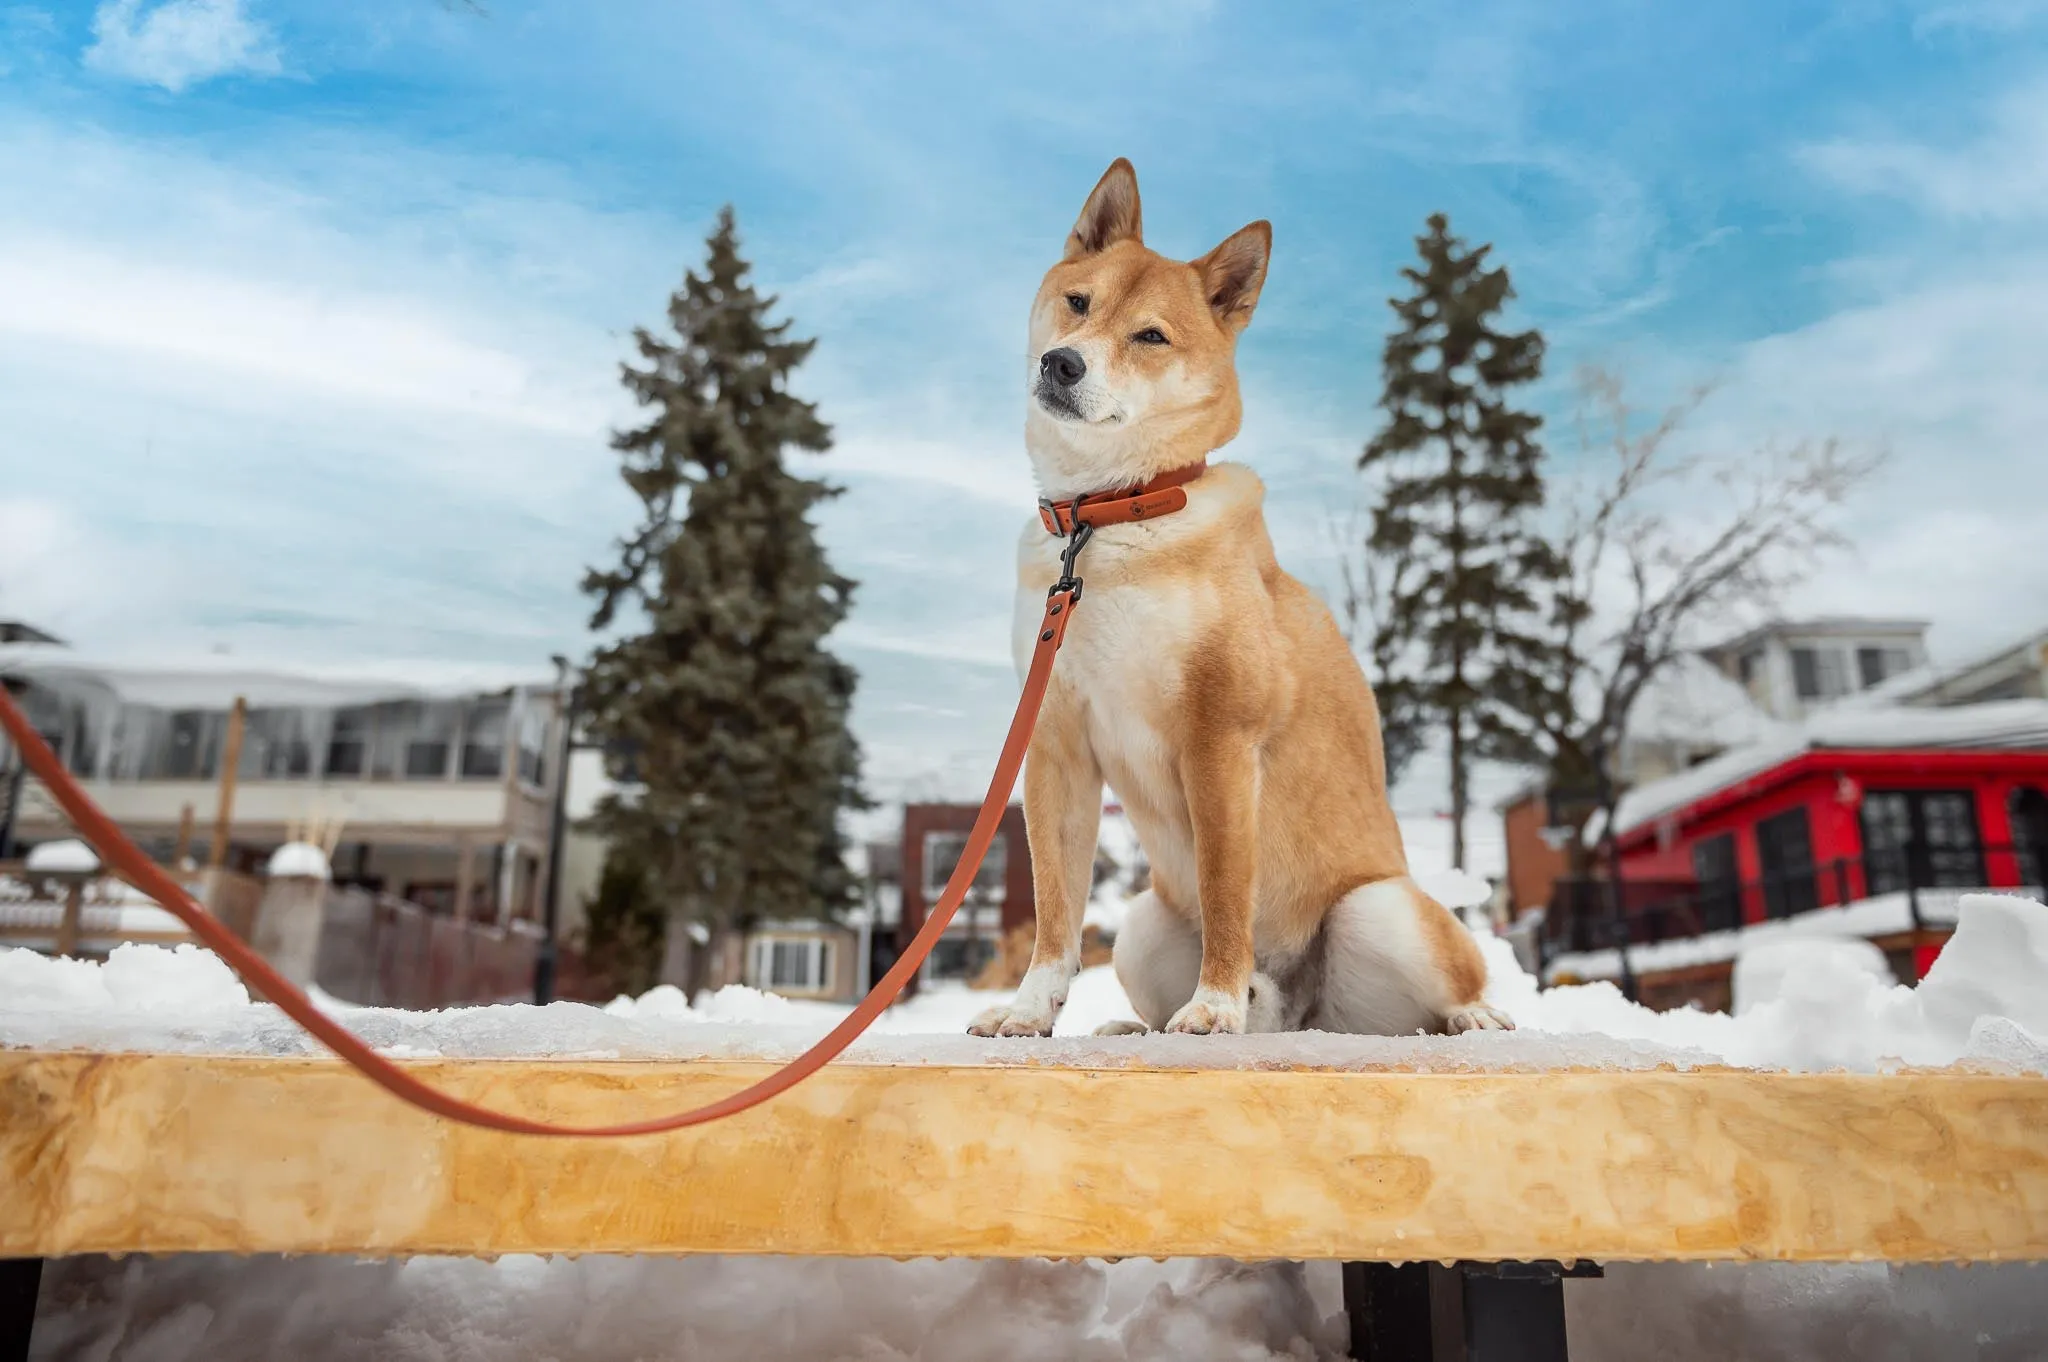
1800;80;2048;221
0;499;188;643
1636;74;2048;665
83;0;281;93
0;235;602;435
1912;0;2048;36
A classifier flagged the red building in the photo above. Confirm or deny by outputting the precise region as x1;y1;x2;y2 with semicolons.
1572;703;2048;991
895;802;1033;996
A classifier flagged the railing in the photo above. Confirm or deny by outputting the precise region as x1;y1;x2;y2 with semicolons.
1544;841;2041;962
0;860;261;954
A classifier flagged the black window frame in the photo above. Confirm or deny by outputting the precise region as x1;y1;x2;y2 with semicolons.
1755;806;1819;918
1690;832;1741;932
1861;788;1987;894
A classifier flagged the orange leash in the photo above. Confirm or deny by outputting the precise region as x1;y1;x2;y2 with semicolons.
0;586;1082;1137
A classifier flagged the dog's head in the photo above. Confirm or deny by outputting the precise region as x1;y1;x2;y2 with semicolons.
1026;158;1270;494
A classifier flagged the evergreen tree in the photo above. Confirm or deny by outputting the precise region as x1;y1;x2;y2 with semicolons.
578;843;667;997
1358;213;1559;869
581;208;868;980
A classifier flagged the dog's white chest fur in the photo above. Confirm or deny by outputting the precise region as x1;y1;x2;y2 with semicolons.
1012;523;1204;887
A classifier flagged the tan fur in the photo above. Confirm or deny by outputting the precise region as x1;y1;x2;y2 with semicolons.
969;159;1507;1040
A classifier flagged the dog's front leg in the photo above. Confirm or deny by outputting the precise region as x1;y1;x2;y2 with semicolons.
1168;731;1259;1035
967;693;1101;1038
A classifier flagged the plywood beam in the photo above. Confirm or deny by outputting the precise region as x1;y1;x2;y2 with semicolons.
3;1052;2046;1263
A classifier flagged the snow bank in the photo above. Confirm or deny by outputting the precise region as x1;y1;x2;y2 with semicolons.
265;842;331;880
1731;936;1892;1016
1544;888;1965;982
9;895;2048;1074
24;837;100;875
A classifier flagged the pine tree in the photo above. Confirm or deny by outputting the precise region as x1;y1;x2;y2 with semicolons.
1359;213;1558;870
579;843;667;997
581;208;869;982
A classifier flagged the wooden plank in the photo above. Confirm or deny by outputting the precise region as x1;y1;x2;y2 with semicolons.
3;1051;2046;1263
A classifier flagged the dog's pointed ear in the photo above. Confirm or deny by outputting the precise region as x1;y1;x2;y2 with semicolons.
1194;220;1271;332
1065;159;1143;260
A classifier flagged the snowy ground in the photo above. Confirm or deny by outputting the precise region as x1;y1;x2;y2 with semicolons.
12;893;2048;1360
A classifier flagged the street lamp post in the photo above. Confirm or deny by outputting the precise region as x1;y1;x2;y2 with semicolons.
533;656;580;1006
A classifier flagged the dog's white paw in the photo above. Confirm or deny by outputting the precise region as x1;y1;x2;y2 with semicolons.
1092;1019;1149;1037
967;1002;1057;1038
1165;988;1247;1036
1446;1004;1515;1034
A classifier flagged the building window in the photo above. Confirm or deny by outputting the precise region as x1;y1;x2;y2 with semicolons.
403;703;460;780
1690;832;1741;932
1855;646;1916;690
923;830;1008;902
2012;787;2048;890
326;708;371;777
750;936;834;993
1791;647;1852;702
1862;789;1987;894
515;700;549;788
245;709;314;779
1755;807;1818;918
461;697;509;778
158;711;223;780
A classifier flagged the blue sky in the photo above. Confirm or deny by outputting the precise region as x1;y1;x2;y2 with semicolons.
4;0;2048;804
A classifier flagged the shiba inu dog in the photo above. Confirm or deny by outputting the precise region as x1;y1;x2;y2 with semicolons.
968;159;1512;1040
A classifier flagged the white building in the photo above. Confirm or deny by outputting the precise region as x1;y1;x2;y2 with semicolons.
1698;617;1930;723
1;643;571;929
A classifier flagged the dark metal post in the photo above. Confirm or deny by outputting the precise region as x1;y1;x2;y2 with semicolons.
1905;836;1924;934
0;760;22;863
1;1258;41;1362
533;656;579;1006
1589;736;1637;1003
1834;857;1851;908
1346;1260;1598;1361
1344;1262;1433;1362
0;676;26;862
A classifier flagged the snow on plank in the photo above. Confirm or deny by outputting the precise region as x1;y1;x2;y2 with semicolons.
4;1050;2047;1264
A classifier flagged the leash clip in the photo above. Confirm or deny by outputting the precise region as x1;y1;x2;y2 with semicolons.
1041;494;1094;605
1050;519;1093;605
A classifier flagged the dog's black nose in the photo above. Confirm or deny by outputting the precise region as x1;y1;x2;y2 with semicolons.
1040;347;1086;388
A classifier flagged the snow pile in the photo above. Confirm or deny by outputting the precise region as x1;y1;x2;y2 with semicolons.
0;940;248;1014
1544;888;1965;982
1731;936;1891;1015
1496;892;2048;1073
9;895;2048;1075
265;842;331;880
25;838;102;875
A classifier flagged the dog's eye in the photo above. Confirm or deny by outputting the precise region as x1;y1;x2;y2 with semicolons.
1066;293;1089;316
1132;327;1169;345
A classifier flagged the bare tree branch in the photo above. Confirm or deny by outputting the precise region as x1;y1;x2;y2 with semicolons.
1511;365;1883;804
1324;502;1430;788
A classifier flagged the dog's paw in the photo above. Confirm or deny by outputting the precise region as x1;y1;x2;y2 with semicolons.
967;1003;1057;1038
1092;1019;1149;1037
1165;988;1247;1036
1446;1004;1515;1034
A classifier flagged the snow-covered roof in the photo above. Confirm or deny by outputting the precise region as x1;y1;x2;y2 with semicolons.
0;644;556;710
1701;616;1930;659
1623;653;1778;751
1612;698;2048;837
